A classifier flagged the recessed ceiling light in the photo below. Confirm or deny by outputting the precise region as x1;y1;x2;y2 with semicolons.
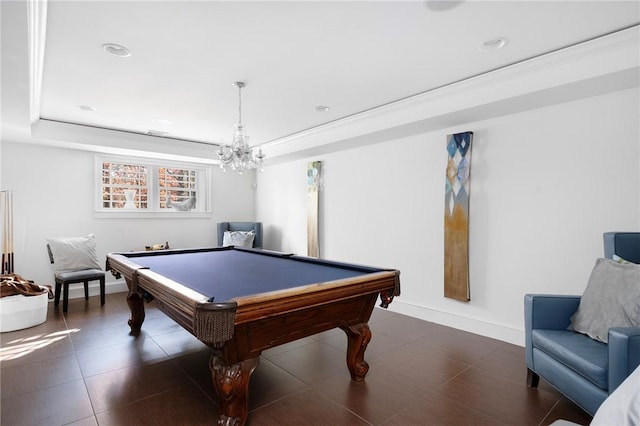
423;1;465;12
102;43;131;57
479;37;508;52
314;105;330;113
151;118;172;126
77;105;96;111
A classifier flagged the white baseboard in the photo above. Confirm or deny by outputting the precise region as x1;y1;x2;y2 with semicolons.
387;300;525;347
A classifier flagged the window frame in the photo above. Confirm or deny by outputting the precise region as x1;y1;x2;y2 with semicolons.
94;155;212;219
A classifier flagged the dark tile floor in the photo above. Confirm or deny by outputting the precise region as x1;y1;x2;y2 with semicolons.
1;293;593;426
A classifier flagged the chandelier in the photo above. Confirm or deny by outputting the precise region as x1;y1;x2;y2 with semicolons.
217;82;265;174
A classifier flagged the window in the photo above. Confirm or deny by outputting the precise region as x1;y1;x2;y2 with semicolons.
101;162;149;209
96;155;211;217
158;167;197;210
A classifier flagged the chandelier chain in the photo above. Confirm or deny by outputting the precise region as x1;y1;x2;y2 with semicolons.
237;83;242;126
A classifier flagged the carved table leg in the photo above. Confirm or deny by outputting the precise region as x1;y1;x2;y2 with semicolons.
210;355;260;426
340;322;372;381
126;285;145;332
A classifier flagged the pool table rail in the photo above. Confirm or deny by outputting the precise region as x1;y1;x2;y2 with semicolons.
108;252;239;345
232;270;398;318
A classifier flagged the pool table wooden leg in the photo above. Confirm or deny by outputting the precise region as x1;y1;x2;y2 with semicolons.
210;354;259;426
341;322;372;381
126;285;145;332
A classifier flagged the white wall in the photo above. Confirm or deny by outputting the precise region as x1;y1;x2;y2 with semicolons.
1;141;256;292
256;87;640;346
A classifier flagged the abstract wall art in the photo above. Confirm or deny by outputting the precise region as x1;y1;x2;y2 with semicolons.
444;131;473;301
307;161;322;258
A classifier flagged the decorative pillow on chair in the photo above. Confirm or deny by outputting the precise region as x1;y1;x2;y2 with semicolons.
569;258;640;343
222;230;255;248
46;234;102;274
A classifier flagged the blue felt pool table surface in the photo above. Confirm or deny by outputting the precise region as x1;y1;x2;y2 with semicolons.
124;248;382;303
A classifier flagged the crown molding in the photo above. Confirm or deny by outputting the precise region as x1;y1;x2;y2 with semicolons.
30;119;220;165
262;25;640;163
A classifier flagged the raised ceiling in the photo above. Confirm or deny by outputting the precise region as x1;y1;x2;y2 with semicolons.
4;1;640;157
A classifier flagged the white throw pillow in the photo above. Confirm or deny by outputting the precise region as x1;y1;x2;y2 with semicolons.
222;230;255;248
46;234;102;273
568;258;640;343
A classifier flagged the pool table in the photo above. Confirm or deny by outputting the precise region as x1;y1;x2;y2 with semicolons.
106;246;400;425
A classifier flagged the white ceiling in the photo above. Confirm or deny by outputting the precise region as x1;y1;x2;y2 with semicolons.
4;1;640;153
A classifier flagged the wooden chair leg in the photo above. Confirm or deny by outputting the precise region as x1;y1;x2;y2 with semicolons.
63;283;69;313
83;281;89;300
99;277;105;305
527;368;540;388
54;281;62;306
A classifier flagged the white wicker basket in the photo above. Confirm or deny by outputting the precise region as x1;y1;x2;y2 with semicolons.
0;292;48;332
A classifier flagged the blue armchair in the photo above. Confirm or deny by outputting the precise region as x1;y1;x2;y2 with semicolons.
525;232;640;416
217;222;263;249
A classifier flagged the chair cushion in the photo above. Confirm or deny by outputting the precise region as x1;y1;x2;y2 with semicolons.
222;230;255;248
532;329;608;389
217;222;262;248
47;234;102;273
55;269;105;282
569;258;640;343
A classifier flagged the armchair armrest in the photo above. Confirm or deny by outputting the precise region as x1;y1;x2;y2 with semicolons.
608;327;640;392
524;294;581;368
